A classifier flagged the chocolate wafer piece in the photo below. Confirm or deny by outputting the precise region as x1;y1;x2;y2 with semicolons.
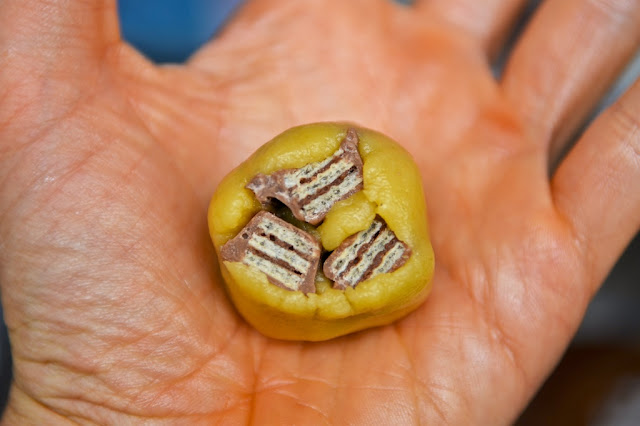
220;211;321;293
323;216;411;290
246;128;364;225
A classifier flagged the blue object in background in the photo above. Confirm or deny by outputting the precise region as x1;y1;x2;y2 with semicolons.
118;0;245;63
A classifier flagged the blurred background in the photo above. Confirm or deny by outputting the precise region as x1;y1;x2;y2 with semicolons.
0;0;638;423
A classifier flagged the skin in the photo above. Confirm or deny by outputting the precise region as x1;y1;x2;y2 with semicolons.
1;0;639;423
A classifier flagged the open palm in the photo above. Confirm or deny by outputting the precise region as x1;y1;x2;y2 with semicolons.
1;0;639;423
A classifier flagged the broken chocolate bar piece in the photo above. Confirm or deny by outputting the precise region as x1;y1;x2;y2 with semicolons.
246;128;364;225
323;216;411;290
220;211;321;293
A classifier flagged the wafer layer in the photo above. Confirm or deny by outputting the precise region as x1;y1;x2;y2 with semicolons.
323;217;411;290
247;128;363;225
220;211;321;293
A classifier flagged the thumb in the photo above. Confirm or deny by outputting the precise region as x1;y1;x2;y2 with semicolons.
0;0;124;151
0;0;120;72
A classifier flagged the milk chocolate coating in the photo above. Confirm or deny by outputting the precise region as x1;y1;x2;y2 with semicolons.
323;216;411;290
220;211;321;293
246;128;364;225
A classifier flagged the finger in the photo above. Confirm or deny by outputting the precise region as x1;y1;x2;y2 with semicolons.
552;77;640;294
502;0;640;163
414;0;529;56
188;0;401;70
0;0;120;70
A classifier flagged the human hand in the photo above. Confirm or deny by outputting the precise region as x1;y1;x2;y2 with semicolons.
1;0;639;423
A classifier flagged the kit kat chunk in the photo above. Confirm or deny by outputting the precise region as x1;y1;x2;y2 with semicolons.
246;128;364;225
323;217;411;290
220;211;321;293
